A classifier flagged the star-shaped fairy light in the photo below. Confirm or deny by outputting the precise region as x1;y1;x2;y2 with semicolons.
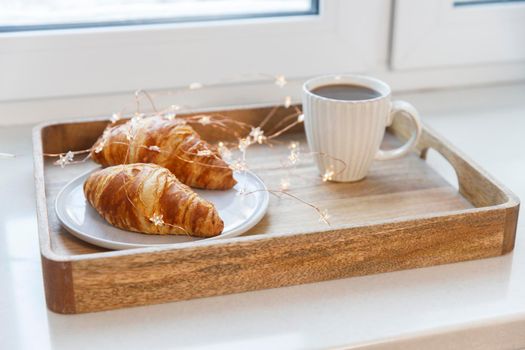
94;144;104;154
274;75;287;88
164;105;181;120
287;141;300;165
197;149;213;157
289;141;299;150
125;129;134;141
94;129;111;153
238;138;251;153
217;142;232;162
126;115;144;141
319;209;330;224
150;213;164;226
55;151;74;168
280;178;290;191
249;127;266;144
322;167;335;182
230;159;248;172
164;112;176;120
198;115;212;126
110;112;121;123
288;153;299;165
284;96;292;108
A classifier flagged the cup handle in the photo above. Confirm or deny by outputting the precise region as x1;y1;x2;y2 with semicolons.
375;100;422;161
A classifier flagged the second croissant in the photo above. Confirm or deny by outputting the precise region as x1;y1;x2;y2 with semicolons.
90;116;237;190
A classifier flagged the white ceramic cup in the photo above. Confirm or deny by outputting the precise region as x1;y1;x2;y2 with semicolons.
302;74;422;182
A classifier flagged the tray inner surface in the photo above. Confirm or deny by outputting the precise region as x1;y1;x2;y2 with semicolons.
43;128;473;257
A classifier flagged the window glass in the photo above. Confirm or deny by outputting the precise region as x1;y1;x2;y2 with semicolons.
455;0;525;6
0;0;318;32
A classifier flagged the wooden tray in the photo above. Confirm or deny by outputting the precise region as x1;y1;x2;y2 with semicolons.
33;105;519;314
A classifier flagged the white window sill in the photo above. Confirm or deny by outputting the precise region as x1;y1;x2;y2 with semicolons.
1;82;525;350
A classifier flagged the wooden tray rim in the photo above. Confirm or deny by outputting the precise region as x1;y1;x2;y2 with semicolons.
33;110;520;263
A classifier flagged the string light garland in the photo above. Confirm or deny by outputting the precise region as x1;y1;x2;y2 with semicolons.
42;74;350;229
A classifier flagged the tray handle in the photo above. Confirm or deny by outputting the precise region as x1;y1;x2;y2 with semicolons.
388;116;512;208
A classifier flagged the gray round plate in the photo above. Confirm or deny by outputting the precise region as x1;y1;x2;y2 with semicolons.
55;168;269;250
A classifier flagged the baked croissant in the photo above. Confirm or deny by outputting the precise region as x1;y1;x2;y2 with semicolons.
90;116;236;190
84;163;224;237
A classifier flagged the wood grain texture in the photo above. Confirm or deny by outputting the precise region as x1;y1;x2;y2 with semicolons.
502;203;520;254
71;209;506;313
32;104;520;314
40;133;473;256
41;255;75;314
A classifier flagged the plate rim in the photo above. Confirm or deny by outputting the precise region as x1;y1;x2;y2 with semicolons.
55;166;269;250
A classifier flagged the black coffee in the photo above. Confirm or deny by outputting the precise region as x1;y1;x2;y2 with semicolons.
311;84;381;101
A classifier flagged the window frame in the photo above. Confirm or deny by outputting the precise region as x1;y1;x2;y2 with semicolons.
0;0;319;32
391;0;525;69
2;0;525;126
0;0;389;102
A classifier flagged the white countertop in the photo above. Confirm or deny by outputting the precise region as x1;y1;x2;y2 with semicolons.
1;83;525;350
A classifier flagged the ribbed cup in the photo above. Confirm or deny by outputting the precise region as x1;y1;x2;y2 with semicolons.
302;75;391;182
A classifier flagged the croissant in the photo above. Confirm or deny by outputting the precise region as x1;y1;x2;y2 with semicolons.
84;163;224;237
90;116;236;190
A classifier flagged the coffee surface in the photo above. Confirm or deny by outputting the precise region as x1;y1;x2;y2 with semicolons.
311;84;381;101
